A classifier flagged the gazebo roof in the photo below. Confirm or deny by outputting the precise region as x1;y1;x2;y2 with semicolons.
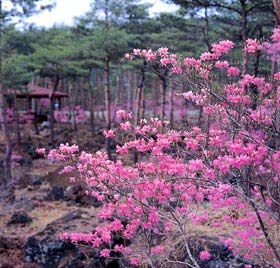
7;84;68;98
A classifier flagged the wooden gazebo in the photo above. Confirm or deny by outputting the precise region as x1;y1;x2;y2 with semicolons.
6;84;68;115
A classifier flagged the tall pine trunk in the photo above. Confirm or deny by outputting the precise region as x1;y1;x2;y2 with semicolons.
169;76;174;128
272;0;280;88
152;79;157;117
119;69;125;108
202;5;211;51
273;0;280;150
135;61;146;125
49;74;59;146
0;0;12;183
69;81;77;131
14;96;21;146
88;69;95;135
240;0;248;75
124;74;130;111
0;64;12;183
104;54;111;128
159;70;168;123
104;52;111;159
96;69;102;121
104;3;112;159
139;79;145;121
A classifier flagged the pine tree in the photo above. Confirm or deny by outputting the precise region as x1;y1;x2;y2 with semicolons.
0;0;54;184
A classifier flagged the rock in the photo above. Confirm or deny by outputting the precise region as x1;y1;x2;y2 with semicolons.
23;263;40;268
65;185;102;207
13;198;36;212
25;236;115;268
19;157;32;166
27;185;36;191
25;237;75;268
173;236;255;268
0;236;23;252
27;144;42;160
67;259;84;268
64;185;85;204
29;177;43;186
61;210;84;222
36;210;86;238
46;186;65;201
84;260;96;268
8;211;32;225
110;139;117;150
0;236;25;268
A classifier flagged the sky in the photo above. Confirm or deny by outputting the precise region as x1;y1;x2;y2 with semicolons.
23;0;178;28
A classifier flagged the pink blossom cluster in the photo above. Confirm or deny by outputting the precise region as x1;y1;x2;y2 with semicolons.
184;57;202;69
47;143;78;161
54;106;87;124
272;28;280;42
51;114;279;266
212;40;234;57
116;109;132;120
49;30;280;267
215;60;229;69
199;250;211;260
5;108;34;125
200;40;234;61
103;129;115;138
263;28;280;62
132;48;157;61
227;66;240;76
244;38;261;53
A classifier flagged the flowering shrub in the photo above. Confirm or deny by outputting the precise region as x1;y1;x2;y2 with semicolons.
54;106;87;124
39;98;51;109
42;30;280;267
6;108;34;126
11;153;22;167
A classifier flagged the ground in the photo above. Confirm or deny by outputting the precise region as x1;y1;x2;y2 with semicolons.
0;123;106;268
0;122;271;268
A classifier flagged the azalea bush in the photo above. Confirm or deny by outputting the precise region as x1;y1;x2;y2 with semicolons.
54;105;87;124
6;108;34;126
42;29;280;267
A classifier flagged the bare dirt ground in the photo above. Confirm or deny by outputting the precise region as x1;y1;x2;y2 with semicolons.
0;123;106;268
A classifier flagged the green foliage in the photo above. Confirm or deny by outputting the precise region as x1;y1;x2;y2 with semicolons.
0;0;277;95
1;0;54;23
3;54;31;89
28;27;82;78
0;0;55;92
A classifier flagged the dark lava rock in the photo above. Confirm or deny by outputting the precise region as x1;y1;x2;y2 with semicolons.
13;198;36;212
0;236;24;268
67;259;84;268
23;209;123;268
46;186;65;201
64;185;87;205
19;156;33;166
25;236;121;268
27;144;42;160
0;235;23;253
25;237;75;268
65;185;102;207
37;210;85;238
61;210;84;222
29;177;43;186
172;236;255;268
8;211;32;225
